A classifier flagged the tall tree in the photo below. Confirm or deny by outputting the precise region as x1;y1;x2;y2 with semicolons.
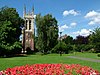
89;27;100;52
0;7;24;56
35;14;58;54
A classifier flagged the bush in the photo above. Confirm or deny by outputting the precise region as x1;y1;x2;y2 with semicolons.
66;45;73;53
88;48;96;53
35;52;44;55
72;45;77;52
83;45;94;51
95;44;100;53
51;41;68;54
97;53;100;57
0;42;22;57
75;45;85;52
26;47;34;54
75;44;93;52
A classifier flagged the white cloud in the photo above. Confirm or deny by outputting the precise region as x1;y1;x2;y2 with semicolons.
73;29;92;37
70;22;77;26
85;10;100;25
85;10;98;18
63;11;69;16
59;24;69;32
63;9;79;16
88;21;95;25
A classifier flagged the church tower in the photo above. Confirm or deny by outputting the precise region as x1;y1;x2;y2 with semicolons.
22;5;34;53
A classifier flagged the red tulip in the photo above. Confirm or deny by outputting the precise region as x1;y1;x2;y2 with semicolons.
1;64;99;75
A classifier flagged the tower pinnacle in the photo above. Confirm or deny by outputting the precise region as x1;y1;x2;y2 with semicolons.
32;5;34;16
23;4;26;17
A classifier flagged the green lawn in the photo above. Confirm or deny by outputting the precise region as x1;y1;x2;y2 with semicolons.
69;52;100;59
0;53;100;71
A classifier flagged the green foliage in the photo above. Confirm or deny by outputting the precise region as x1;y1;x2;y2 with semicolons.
52;41;68;54
35;14;58;54
72;45;77;52
74;44;86;52
35;52;44;55
73;44;95;53
76;44;93;52
0;7;24;56
97;53;100;57
62;35;73;45
66;45;73;53
74;35;89;45
89;27;100;53
83;45;94;51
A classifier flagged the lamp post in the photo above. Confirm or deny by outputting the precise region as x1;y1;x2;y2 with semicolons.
60;32;62;40
59;32;62;56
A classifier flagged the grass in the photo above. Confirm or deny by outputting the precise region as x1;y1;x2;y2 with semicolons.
0;53;100;71
69;52;100;59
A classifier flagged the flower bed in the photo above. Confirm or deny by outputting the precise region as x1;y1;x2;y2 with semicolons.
0;64;99;75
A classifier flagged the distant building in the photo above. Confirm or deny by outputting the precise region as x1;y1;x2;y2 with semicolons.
58;34;67;40
22;5;34;53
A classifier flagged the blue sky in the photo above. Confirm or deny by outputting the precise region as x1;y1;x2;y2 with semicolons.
0;0;100;38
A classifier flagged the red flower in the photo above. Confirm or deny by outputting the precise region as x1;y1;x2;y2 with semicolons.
1;64;99;75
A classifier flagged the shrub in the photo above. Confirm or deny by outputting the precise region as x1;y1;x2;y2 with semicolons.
88;48;96;53
75;45;85;52
35;52;44;55
72;45;77;52
75;44;93;52
97;53;100;57
83;45;94;51
52;41;68;54
26;47;34;54
66;45;73;53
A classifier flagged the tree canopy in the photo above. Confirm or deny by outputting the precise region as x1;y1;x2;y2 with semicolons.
62;35;73;45
35;14;58;54
89;27;100;52
0;7;24;56
74;35;89;45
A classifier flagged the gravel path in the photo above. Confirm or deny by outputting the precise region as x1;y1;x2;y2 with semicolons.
67;56;100;63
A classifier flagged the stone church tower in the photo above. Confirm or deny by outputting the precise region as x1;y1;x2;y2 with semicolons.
22;5;34;53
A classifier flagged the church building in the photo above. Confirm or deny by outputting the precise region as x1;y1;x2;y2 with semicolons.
22;5;34;53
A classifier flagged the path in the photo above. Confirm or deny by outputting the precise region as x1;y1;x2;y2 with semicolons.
67;56;100;63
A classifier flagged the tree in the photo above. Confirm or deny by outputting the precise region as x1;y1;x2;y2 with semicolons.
0;7;24;56
74;35;89;45
89;27;100;53
35;14;58;54
62;35;73;45
73;35;89;52
52;41;68;54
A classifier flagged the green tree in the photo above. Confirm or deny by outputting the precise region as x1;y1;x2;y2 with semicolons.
62;35;73;45
62;35;74;53
35;14;58;54
52;41;68;54
89;27;100;53
73;35;89;52
74;35;89;45
0;7;24;56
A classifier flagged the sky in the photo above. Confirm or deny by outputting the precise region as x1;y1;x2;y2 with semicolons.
0;0;100;39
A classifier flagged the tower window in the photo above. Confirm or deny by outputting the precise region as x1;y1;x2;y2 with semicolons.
26;20;27;29
29;20;31;30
